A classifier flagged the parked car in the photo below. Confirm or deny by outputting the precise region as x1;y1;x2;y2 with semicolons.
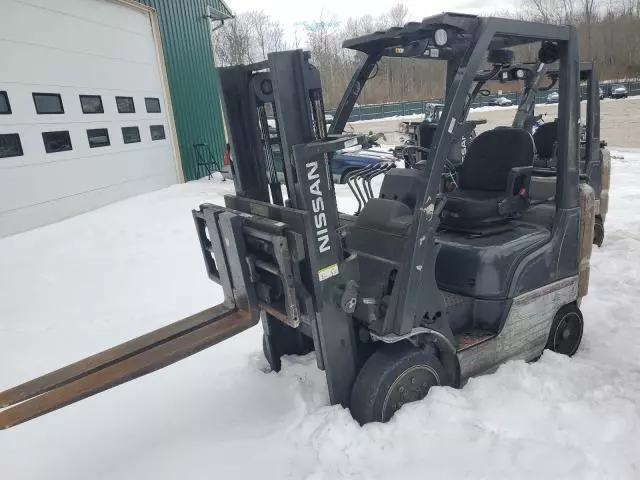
610;84;629;99
330;148;396;184
488;96;513;106
546;91;560;103
583;87;605;101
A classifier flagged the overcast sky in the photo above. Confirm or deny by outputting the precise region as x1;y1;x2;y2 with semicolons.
225;0;520;42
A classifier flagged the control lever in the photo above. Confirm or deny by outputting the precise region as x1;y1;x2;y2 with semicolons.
433;195;448;217
339;280;359;314
362;164;383;201
365;163;394;199
351;165;375;214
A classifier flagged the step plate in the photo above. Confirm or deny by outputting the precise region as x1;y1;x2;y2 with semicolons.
455;332;496;352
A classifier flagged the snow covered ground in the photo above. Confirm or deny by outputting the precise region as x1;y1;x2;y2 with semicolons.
2;152;640;479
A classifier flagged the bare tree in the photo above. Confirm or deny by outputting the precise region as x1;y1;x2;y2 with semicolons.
213;10;289;66
521;0;640;79
582;0;596;56
213;2;640;108
388;3;409;27
213;13;252;65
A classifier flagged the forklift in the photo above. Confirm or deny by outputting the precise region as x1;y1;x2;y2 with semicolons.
524;63;610;246
0;13;596;428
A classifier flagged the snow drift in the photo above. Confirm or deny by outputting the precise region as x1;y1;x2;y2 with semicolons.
1;152;640;479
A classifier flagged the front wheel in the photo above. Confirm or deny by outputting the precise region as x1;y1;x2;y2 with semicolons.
350;342;447;425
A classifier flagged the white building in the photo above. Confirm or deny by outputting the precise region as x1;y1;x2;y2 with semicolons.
0;0;181;238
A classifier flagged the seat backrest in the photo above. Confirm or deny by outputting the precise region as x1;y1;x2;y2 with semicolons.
418;122;438;149
533;121;557;159
356;198;413;235
379;168;428;212
459;127;535;192
418;121;472;165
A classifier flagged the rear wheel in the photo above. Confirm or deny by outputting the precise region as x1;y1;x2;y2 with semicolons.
546;304;584;356
593;216;604;247
350;342;446;425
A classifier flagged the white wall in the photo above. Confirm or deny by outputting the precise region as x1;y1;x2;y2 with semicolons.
0;0;179;238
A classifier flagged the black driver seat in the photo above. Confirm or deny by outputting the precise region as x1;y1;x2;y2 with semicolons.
532;120;557;168
440;128;535;230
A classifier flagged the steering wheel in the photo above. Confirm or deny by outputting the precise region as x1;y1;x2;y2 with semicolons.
403;146;457;181
401;145;430;169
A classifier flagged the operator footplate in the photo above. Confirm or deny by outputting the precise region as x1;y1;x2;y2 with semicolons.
455;331;496;351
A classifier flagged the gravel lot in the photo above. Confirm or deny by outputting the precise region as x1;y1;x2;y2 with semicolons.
349;96;640;149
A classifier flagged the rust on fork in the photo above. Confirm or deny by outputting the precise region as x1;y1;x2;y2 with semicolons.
0;306;254;429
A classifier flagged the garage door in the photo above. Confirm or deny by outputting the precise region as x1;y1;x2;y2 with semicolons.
0;0;180;238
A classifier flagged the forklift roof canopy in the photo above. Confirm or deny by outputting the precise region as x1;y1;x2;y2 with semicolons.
342;12;572;56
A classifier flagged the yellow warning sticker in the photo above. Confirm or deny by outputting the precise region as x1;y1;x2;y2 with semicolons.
318;263;339;282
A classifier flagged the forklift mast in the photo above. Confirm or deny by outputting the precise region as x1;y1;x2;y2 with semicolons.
579;63;603;193
529;61;604;198
207;50;365;406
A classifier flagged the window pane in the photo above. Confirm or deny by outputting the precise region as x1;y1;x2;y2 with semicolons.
0;91;10;114
0;133;23;158
33;93;64;114
80;95;104;114
145;97;161;113
42;131;72;153
122;126;141;144
116;96;135;113
87;128;110;148
150;125;166;140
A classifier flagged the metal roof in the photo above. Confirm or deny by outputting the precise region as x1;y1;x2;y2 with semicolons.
342;12;572;56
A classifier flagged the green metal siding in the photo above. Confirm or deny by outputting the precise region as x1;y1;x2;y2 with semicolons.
137;0;226;181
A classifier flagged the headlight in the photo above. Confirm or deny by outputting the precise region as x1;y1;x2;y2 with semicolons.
434;29;448;47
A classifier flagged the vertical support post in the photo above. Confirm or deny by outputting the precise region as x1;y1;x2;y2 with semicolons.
556;27;580;211
270;50;358;407
329;53;381;135
385;20;493;336
582;63;602;200
217;66;271;203
585;64;600;163
445;54;461;99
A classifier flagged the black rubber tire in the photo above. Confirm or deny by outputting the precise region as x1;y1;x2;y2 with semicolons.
593;216;604;247
262;333;281;372
262;326;313;372
546;304;584;356
350;342;446;425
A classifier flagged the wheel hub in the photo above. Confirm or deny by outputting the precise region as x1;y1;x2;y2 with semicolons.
553;312;582;355
383;366;439;420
